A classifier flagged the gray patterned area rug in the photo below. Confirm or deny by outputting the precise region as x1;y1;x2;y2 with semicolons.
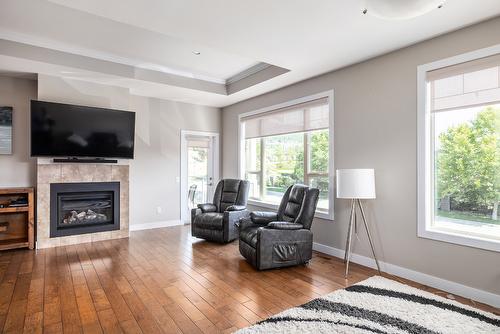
236;276;500;334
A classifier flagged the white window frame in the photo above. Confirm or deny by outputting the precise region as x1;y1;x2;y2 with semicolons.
238;90;334;220
417;44;500;252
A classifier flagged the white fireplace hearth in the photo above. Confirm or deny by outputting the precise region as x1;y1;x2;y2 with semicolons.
36;160;129;249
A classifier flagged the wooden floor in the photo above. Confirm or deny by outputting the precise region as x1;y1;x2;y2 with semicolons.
0;225;498;334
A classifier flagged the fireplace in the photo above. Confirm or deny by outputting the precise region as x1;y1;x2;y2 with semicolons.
50;182;120;238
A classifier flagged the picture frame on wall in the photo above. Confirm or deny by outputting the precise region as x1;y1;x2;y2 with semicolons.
0;106;13;155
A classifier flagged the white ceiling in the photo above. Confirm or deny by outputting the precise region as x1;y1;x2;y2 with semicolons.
0;0;500;107
0;0;261;83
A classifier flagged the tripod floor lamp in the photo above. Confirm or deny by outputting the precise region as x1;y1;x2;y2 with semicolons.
336;169;381;277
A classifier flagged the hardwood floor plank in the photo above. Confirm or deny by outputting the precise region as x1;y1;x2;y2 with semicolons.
0;314;6;333
22;311;43;334
123;277;181;333
43;322;64;334
74;283;103;334
43;248;62;329
56;247;83;334
3;299;28;333
121;291;163;334
3;264;31;333
162;302;203;334
0;253;22;317
118;319;143;334
96;308;122;334
182;289;233;331
25;276;44;316
81;267;112;312
163;285;208;323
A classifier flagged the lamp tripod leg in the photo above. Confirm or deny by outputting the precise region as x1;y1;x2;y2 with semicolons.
357;199;381;274
344;199;355;263
344;199;355;278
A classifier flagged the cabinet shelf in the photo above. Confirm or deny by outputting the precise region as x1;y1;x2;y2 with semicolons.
0;206;29;214
0;238;29;251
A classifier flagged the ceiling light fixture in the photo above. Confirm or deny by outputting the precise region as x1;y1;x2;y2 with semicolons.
192;51;201;55
362;0;446;20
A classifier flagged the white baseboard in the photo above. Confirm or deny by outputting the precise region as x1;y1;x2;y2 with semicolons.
130;220;184;231
313;242;500;308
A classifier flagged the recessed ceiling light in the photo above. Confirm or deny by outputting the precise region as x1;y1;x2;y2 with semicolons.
192;51;201;55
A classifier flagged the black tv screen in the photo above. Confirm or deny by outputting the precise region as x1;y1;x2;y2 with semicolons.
31;100;135;159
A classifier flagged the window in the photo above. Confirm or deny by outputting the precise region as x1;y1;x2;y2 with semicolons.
239;92;334;219
418;47;500;252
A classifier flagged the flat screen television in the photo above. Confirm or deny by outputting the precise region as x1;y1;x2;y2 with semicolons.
30;100;135;159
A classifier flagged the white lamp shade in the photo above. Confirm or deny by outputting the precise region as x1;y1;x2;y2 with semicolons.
336;169;376;199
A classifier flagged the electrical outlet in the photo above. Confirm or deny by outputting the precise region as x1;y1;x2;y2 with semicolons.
156;206;162;214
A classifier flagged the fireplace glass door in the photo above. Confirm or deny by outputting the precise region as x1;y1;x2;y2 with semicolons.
50;182;120;238
58;192;114;228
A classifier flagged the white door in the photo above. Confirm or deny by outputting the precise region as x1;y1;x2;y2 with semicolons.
180;131;219;223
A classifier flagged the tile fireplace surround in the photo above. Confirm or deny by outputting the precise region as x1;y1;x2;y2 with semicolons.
36;161;129;249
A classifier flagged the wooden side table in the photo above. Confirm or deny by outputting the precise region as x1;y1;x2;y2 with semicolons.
0;187;35;250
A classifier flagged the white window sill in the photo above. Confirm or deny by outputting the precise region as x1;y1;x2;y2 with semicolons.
418;224;500;253
247;199;334;221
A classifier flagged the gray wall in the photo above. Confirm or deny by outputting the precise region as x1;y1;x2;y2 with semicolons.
222;17;500;294
37;75;221;226
131;97;221;224
0;76;37;187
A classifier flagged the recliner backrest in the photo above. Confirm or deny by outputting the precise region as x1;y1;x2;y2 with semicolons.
277;184;319;229
212;179;250;212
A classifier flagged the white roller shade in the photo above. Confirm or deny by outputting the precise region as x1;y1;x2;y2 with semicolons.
427;53;500;112
242;98;329;139
186;135;210;148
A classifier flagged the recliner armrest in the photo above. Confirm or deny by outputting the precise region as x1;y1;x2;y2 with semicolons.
225;205;246;211
257;228;313;248
191;208;202;224
224;210;250;241
267;222;303;230
198;203;217;213
237;217;255;230
250;211;278;224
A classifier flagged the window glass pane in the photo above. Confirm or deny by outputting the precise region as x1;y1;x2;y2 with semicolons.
245;138;261;171
309;176;329;211
433;104;500;238
308;129;329;173
187;146;208;205
263;133;304;204
245;138;261;200
246;172;261;199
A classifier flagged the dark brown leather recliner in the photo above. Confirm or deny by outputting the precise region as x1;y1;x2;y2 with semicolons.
238;184;319;270
191;179;250;243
